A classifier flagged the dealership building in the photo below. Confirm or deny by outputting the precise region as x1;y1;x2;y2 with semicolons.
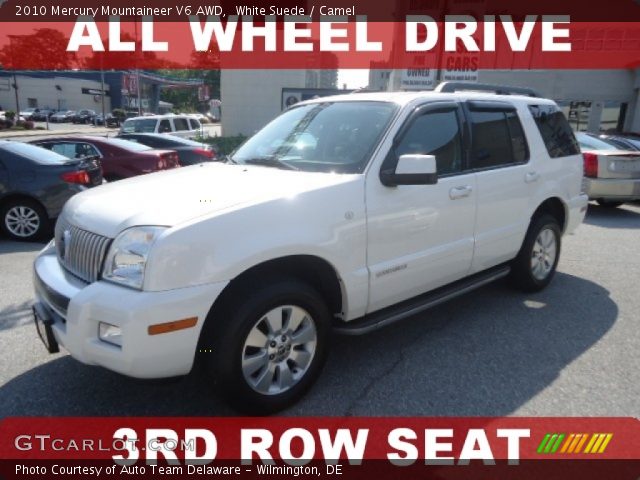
220;66;640;138
0;71;203;115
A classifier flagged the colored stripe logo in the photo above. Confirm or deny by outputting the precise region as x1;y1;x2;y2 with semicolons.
537;433;613;454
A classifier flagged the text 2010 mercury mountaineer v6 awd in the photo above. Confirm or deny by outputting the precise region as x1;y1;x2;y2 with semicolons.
32;83;588;413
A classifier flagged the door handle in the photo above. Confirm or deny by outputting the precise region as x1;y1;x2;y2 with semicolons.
525;171;540;183
449;185;473;200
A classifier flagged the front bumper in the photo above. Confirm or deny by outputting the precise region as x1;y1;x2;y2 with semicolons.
33;248;228;379
583;177;640;201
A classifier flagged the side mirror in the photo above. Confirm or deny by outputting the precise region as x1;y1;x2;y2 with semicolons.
380;154;438;186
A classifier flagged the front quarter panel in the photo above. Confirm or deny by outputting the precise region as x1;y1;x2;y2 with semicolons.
144;176;369;319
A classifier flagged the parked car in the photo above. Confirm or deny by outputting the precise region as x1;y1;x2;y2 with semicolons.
31;109;56;122
71;109;97;124
0;141;102;241
575;132;640;208
120;114;203;139
31;83;588;413
19;108;38;119
597;133;640;151
50;110;76;123
189;113;210;124
32;136;180;181
95;113;120;127
118;133;217;165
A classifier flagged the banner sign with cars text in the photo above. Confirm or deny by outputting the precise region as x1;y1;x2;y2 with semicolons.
1;417;639;480
0;0;639;69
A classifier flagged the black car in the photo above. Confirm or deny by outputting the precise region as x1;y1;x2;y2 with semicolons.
95;113;120;127
0;141;103;241
71;109;97;124
117;133;218;165
31;109;56;122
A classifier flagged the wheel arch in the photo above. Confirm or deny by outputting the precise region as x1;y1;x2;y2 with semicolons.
205;254;345;326
0;192;48;216
531;197;567;233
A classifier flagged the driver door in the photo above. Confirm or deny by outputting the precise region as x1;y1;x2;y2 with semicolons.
365;102;477;313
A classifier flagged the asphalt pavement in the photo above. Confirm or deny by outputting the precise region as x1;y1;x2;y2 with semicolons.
0;203;639;417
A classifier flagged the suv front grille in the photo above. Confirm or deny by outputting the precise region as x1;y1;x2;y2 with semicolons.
55;218;111;283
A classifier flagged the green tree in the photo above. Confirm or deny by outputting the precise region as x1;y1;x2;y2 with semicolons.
0;28;77;69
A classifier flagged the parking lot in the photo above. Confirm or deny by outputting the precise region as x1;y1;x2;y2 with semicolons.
0;121;222;141
0;203;638;417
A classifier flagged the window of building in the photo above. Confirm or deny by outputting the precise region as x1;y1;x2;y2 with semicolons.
27;98;38;108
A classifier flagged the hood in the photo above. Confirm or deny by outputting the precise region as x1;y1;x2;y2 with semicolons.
63;163;359;237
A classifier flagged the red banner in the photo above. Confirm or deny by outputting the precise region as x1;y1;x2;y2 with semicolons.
0;417;639;479
0;19;640;70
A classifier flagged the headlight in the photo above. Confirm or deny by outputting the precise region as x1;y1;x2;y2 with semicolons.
102;226;166;289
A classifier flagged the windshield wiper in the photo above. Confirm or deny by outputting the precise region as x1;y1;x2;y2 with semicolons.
242;156;298;170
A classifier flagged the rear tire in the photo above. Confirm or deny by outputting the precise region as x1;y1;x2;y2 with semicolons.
510;214;561;292
200;279;330;414
596;200;624;208
0;199;49;241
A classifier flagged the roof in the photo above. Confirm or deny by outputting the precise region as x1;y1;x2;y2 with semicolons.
297;90;556;108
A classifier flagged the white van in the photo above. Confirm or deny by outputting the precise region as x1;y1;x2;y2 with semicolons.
120;114;203;139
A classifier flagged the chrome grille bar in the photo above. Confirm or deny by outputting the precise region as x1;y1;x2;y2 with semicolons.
54;217;111;283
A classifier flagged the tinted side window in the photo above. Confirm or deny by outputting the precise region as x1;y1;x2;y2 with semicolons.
158;119;172;133
173;118;189;131
189;118;201;130
469;110;514;169
395;109;463;175
528;105;580;158
506;111;529;162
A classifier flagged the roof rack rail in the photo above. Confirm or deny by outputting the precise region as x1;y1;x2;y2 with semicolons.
435;82;541;98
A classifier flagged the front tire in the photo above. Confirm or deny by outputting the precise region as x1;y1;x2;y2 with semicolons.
510;214;561;292
201;279;330;414
1;199;49;241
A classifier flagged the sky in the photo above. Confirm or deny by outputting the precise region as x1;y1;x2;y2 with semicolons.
337;69;370;89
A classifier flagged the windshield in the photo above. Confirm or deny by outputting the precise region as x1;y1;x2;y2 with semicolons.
122;118;157;133
231;101;398;173
575;132;621;151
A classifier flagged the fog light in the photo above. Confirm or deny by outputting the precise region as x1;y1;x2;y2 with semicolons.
98;322;122;347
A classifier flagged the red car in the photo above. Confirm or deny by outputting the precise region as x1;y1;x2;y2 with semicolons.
32;136;180;181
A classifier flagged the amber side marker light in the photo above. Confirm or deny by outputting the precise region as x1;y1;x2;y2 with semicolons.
148;317;198;335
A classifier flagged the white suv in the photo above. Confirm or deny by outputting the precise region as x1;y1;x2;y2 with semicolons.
32;83;588;413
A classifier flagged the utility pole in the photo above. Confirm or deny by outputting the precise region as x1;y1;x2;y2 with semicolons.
12;72;20;116
8;35;20;115
100;52;106;123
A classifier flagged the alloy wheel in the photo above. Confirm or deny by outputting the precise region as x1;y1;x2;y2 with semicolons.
5;206;40;238
241;305;317;395
531;227;557;281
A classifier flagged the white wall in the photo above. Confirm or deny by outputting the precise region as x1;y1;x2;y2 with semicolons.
477;70;635;103
0;75;110;113
221;70;306;137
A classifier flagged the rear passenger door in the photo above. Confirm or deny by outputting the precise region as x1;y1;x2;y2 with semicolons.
464;101;534;273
